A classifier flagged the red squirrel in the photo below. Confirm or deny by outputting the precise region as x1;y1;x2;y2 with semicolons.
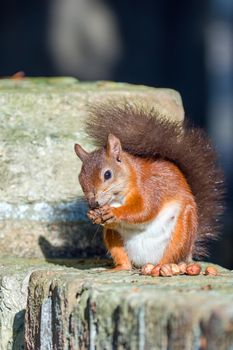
74;102;224;271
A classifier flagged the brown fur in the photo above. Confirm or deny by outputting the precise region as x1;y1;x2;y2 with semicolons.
85;101;224;259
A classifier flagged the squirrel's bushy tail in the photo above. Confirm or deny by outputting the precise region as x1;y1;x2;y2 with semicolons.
85;101;224;259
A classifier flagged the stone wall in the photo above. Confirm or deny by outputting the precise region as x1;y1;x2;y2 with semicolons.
0;78;184;259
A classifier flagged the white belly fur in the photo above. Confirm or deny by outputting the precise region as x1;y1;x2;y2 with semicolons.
117;201;181;267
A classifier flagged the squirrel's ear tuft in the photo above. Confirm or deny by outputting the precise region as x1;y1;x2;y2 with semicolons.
107;134;122;162
74;144;89;162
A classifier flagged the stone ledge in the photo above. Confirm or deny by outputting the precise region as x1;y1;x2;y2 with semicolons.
22;261;233;350
1;259;232;349
0;258;109;350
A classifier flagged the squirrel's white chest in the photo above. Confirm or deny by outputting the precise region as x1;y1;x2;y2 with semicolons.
117;201;181;267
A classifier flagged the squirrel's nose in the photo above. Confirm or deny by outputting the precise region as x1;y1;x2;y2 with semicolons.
89;198;99;209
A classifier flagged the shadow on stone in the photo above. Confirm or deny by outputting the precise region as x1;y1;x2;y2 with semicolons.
38;233;110;268
12;309;25;350
112;305;121;348
38;237;111;268
37;199;107;263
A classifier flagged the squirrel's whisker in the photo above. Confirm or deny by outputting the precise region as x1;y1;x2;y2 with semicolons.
91;224;101;243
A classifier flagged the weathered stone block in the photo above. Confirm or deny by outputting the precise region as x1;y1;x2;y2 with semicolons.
24;262;233;350
0;78;184;258
0;258;107;349
1;258;232;349
0;258;68;350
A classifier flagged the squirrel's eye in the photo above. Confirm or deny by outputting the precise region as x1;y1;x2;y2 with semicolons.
104;170;112;181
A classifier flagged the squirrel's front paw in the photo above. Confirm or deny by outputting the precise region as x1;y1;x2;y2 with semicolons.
99;205;117;224
87;208;102;225
87;205;116;225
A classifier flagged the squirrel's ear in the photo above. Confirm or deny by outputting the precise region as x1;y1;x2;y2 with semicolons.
107;134;122;162
74;144;89;162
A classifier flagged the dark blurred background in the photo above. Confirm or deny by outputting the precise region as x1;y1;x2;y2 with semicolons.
1;0;232;268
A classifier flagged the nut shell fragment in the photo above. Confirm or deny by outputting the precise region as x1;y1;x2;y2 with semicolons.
205;266;218;276
141;263;155;275
186;263;201;276
151;264;161;277
178;262;187;275
160;264;173;277
170;263;180;276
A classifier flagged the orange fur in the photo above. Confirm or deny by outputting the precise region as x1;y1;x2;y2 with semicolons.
104;155;198;266
104;229;132;270
159;202;197;264
77;137;199;268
